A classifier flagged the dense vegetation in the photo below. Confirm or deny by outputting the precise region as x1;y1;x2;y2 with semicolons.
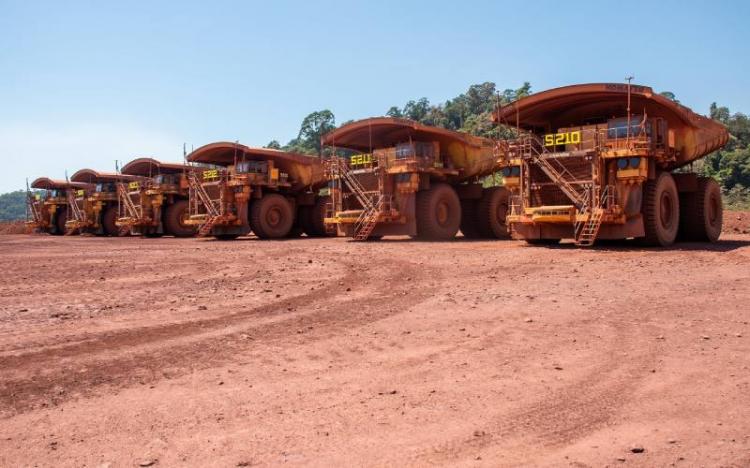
0;190;28;221
2;83;748;220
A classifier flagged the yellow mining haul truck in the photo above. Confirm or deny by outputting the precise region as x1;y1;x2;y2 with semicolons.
185;142;330;240
68;169;146;236
494;83;729;247
118;158;198;237
321;117;510;240
27;178;91;235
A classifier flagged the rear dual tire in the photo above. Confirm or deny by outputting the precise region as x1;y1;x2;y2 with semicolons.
460;187;511;239
299;196;332;237
679;177;722;242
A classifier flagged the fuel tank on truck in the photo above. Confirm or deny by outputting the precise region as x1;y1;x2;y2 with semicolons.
321;117;500;181
492;83;728;170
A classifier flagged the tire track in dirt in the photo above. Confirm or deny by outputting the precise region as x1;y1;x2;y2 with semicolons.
0;257;438;417
416;317;662;465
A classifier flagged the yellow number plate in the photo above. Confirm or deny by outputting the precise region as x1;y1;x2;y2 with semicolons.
76;190;85;197
128;181;140;190
544;131;581;147
350;154;373;166
203;169;219;180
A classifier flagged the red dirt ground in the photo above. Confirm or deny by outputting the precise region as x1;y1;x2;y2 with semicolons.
0;223;749;466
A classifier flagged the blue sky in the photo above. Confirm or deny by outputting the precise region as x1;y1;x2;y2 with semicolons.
1;0;748;192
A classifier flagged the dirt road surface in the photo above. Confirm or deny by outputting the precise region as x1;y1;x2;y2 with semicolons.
1;224;749;466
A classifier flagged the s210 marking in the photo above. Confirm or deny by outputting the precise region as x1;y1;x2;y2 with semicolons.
544;131;582;147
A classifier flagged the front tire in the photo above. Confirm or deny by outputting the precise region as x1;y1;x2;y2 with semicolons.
416;183;461;240
476;187;511;239
642;172;679;247
164;200;196;238
102;206;120;236
250;194;294;239
53;206;68;235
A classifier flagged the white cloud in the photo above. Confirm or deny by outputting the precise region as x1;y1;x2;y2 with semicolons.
0;122;184;192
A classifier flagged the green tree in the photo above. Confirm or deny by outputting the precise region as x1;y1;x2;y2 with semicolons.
659;91;680;103
403;98;431;122
297;110;336;155
0;190;28;221
386;106;403;118
265;140;281;149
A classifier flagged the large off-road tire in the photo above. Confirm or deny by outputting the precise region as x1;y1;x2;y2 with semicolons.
642;172;679;247
250;194;294;239
164;200;196;238
416;183;461;240
53;206;68;235
102;206;120;237
459;199;481;239
679;177;722;242
476;186;511;239
301;196;332;237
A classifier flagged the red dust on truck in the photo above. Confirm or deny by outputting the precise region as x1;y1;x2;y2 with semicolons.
117;158;198;237
185;142;330;240
26;177;91;235
494;83;729;246
322;117;511;241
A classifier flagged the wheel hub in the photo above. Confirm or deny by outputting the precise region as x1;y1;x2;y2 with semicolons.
659;192;674;229
267;207;281;227
436;201;449;226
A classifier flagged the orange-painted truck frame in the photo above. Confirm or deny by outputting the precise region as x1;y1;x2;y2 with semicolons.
68;169;145;236
117;158;198;237
185;142;331;240
493;83;729;247
26;177;91;235
322;118;510;241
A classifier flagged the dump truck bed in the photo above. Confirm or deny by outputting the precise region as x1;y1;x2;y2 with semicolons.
30;177;91;191
70;169;143;184
493;83;728;170
321;117;499;181
186;142;326;191
121;158;196;176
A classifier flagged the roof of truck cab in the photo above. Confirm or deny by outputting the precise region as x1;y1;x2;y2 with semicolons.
69;169;141;183
321;117;490;152
121;157;194;176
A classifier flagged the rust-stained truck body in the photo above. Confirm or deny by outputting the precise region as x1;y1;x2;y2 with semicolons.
322;117;510;240
494;83;729;246
68;169;145;236
27;178;91;235
118;158;198;237
185;142;330;240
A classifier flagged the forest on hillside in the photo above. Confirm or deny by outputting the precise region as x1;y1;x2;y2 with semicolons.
0;190;27;222
2;82;749;221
